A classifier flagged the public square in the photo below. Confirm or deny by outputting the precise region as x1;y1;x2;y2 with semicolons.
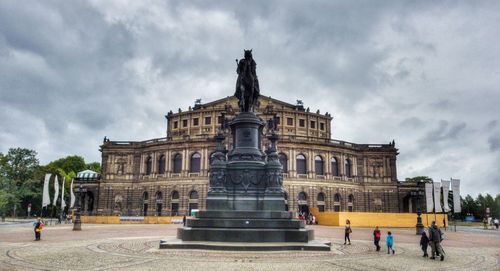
1;222;498;271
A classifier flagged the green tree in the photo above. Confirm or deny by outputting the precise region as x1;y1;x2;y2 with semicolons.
404;176;433;183
86;162;101;173
43;155;86;175
0;148;40;217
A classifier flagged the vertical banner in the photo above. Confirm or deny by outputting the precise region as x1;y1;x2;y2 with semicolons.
53;175;59;206
61;177;66;210
42;174;51;208
70;178;76;208
425;183;434;213
433;182;442;213
451;178;461;213
441;180;451;212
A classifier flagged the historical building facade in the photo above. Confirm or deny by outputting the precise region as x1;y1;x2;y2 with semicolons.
78;95;424;216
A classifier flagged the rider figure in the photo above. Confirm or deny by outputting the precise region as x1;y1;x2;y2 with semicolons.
235;49;260;112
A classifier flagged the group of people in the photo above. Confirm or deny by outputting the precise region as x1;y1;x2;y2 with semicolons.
371;225;394;254
483;217;499;230
369;220;445;261
298;212;317;225
419;221;445;261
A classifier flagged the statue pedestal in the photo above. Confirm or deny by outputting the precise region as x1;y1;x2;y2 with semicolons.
161;112;328;250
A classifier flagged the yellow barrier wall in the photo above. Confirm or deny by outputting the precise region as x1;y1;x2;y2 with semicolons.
310;208;448;228
79;216;183;224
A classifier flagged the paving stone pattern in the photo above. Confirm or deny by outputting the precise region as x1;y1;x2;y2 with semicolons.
0;224;498;271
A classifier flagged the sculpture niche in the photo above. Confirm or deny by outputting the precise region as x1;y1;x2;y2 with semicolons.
235;49;260;112
161;51;329;251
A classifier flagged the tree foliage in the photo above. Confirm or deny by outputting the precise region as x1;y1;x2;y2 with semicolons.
461;193;500;219
404;176;433;183
0;149;100;217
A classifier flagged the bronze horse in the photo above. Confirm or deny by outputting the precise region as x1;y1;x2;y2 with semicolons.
235;49;260;112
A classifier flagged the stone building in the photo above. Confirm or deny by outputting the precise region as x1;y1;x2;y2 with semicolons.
78;95;424;216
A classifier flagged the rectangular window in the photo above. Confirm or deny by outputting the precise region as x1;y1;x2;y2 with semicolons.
218;116;223;124
205;116;211;125
320;122;325;130
275;117;280;124
299;119;305;127
287;118;293;126
182;119;188;127
173;121;178;129
193;118;199;126
310;121;316;129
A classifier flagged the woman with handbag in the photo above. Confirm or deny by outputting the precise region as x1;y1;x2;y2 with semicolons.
344;219;352;245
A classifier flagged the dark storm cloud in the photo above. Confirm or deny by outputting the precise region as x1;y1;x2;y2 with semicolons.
1;0;499;196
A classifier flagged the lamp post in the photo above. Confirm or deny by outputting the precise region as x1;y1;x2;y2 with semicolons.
73;184;87;231
411;190;425;235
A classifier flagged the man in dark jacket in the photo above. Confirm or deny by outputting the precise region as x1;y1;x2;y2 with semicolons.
420;231;429;257
428;221;444;261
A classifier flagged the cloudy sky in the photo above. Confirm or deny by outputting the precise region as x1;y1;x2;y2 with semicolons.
1;1;499;196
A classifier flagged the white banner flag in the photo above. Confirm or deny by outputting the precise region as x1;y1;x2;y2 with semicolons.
42;174;51;208
441;180;451;212
70;178;76;208
53;175;59;206
61;177;66;209
425;183;434;213
433;182;442;213
451;178;461;213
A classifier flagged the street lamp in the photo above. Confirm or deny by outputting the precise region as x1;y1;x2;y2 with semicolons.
73;184;87;231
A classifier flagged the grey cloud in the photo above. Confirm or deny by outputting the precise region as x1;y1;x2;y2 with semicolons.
1;0;500;196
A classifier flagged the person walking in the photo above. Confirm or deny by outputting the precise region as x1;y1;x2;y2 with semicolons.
420;231;429;257
33;217;44;241
483;217;488;230
494;218;499;230
344;219;352;245
386;231;395;254
373;226;381;251
182;215;187;226
428;221;444;261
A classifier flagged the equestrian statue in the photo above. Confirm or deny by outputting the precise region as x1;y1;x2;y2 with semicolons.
235;49;260;112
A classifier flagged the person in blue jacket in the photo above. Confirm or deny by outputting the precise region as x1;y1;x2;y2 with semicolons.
386;231;395;254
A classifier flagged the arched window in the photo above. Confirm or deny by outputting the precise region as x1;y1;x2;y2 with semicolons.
317;193;325;202
143;191;149;201
331;157;339;176
279;153;288;173
171;191;179;200
317;192;326;212
345;159;352;177
189;191;199;199
155;191;163;216
348;194;354;212
298;191;308;201
145;156;152;175
315;155;324;175
334;193;341;212
188;190;199;215
190;152;201;173
171;190;179;215
296;154;307;175
158;155;166;174
173;153;182;174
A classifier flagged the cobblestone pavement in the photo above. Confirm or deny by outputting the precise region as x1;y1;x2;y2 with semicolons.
0;224;498;271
